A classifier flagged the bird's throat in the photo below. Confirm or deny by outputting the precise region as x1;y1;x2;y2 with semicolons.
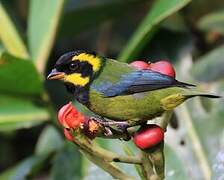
65;83;90;105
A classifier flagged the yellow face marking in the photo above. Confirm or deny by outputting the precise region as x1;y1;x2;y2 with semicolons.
64;73;90;86
72;53;101;72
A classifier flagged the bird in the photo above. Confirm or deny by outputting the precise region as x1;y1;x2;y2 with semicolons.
47;50;220;131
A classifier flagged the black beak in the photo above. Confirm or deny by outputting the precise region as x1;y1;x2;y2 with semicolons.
47;69;65;80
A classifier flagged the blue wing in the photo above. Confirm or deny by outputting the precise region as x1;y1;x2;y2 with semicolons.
91;70;194;97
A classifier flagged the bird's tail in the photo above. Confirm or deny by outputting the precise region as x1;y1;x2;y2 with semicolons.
161;91;221;111
184;92;221;99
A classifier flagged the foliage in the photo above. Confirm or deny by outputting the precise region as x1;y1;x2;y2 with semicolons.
0;0;224;179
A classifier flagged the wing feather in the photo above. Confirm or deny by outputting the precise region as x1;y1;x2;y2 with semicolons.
91;70;195;97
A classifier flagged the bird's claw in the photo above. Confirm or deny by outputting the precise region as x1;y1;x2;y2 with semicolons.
90;117;129;131
89;117;130;140
104;127;113;136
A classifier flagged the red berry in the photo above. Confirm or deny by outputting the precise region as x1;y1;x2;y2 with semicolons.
130;61;150;70
58;102;85;129
63;128;74;141
133;124;164;150
148;61;175;78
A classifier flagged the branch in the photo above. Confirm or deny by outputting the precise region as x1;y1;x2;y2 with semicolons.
71;129;141;164
159;111;173;131
148;143;165;179
139;111;173;180
69;129;139;179
81;150;135;180
59;103;173;179
140;151;155;180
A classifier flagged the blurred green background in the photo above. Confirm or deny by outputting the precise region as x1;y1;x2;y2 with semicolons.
0;0;224;179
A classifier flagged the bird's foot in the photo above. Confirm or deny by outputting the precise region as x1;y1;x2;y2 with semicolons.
89;117;130;140
90;117;129;131
107;121;131;141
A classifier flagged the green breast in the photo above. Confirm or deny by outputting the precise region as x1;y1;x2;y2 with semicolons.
87;87;185;125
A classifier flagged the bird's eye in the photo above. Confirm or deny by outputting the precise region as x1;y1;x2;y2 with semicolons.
69;63;78;71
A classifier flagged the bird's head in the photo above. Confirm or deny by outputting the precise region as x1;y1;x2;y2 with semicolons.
47;51;104;88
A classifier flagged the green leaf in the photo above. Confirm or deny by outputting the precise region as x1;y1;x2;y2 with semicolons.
0;154;48;180
172;78;223;178
165;35;222;179
35;125;63;155
0;52;43;95
59;0;146;37
87;139;188;179
50;142;83;180
118;0;191;62
183;0;224;22
0;43;5;54
0;95;49;131
165;145;187;180
198;10;224;35
28;0;65;71
123;144;144;180
161;13;187;32
0;2;29;58
91;139;140;179
83;161;113;180
191;45;224;82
